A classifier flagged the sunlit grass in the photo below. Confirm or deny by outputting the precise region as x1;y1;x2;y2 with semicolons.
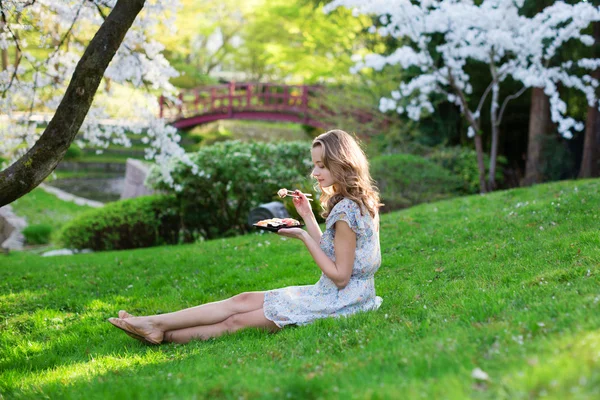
1;179;599;399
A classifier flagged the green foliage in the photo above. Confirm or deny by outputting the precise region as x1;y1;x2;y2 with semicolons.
58;195;180;251
22;224;53;245
64;145;83;161
187;121;310;148
147;140;315;240
9;188;92;245
168;61;217;89
540;136;575;181
371;153;463;211
190;123;233;146
427;146;505;194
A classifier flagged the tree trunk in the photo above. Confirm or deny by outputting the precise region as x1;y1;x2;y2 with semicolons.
0;0;146;207
0;21;7;71
523;87;550;186
474;133;487;193
578;21;600;179
579;96;600;178
488;82;500;190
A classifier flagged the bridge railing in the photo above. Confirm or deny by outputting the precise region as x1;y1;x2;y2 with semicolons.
159;82;322;121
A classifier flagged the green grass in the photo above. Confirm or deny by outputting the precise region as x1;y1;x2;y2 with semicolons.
1;179;599;399
9;187;94;247
50;171;124;180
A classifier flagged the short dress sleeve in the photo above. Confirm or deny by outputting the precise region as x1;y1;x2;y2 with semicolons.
325;199;365;235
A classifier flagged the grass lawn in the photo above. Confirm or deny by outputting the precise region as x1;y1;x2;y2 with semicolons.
1;179;599;399
9;187;94;229
8;187;94;249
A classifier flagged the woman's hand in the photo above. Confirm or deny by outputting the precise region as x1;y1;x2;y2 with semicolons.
292;190;314;220
276;227;306;241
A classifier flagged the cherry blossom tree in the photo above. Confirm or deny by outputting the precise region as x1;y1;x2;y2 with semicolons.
325;0;600;192
0;0;194;207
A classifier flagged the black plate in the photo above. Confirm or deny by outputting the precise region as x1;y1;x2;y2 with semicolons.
253;223;305;232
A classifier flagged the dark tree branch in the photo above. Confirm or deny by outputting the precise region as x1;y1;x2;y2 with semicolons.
498;85;528;125
475;80;494;120
0;0;146;207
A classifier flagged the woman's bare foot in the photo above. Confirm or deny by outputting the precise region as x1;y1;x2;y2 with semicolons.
108;317;164;345
119;310;134;319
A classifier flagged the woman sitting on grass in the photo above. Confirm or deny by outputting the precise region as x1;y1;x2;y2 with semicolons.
109;129;383;344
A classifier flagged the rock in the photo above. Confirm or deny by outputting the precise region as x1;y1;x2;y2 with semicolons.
121;158;156;199
0;205;27;252
41;249;74;257
41;248;94;257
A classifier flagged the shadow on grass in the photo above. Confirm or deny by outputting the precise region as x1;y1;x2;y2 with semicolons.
6;317;600;399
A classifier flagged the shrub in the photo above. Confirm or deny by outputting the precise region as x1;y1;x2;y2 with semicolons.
147;140;319;240
58;195;180;251
427;146;504;193
540;136;575;181
371;153;463;211
64;145;83;160
22;224;53;245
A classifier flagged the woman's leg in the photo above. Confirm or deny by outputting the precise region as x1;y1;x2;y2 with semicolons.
163;308;280;344
110;291;266;343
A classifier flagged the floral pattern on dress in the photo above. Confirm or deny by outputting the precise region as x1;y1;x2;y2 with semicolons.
263;198;383;328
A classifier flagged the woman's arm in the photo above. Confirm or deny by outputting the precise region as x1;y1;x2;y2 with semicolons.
302;212;322;243
299;221;355;289
292;191;322;242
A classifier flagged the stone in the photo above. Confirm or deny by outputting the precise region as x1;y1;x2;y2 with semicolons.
0;205;27;251
121;158;156;200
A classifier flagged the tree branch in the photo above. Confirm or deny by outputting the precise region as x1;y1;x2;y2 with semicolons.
475;80;494;119
0;0;146;207
447;70;479;131
498;85;529;125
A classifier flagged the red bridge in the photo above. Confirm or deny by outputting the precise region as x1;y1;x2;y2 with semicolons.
159;82;327;130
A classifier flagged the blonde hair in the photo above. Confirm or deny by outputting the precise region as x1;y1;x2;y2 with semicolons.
312;129;381;219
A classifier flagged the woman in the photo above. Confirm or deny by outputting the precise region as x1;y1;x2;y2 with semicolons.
109;129;383;344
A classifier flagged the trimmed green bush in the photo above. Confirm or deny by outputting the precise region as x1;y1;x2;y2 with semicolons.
64;145;83;161
371;153;463;211
147;140;320;240
22;224;53;245
58;195;180;251
427;146;504;193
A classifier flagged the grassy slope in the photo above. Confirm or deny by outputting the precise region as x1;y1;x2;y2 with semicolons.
9;187;93;228
0;179;599;399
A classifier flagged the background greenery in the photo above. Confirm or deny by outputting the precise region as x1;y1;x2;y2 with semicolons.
9;188;93;247
147;140;319;240
58;195;181;251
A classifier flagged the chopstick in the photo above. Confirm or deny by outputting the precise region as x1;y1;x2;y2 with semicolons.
279;188;313;200
288;194;313;202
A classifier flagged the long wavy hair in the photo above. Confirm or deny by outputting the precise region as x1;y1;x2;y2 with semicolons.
312;129;381;219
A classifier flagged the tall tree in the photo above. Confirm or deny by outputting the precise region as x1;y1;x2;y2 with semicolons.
0;0;195;207
0;0;146;207
579;21;600;179
523;87;551;185
326;0;600;193
522;0;552;186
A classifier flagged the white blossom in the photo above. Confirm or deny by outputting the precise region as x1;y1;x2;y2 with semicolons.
0;0;195;187
326;0;600;140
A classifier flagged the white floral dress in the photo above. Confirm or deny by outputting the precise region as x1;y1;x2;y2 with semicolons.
263;198;383;328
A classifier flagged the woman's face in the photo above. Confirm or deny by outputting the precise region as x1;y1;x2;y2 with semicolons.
311;145;335;188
